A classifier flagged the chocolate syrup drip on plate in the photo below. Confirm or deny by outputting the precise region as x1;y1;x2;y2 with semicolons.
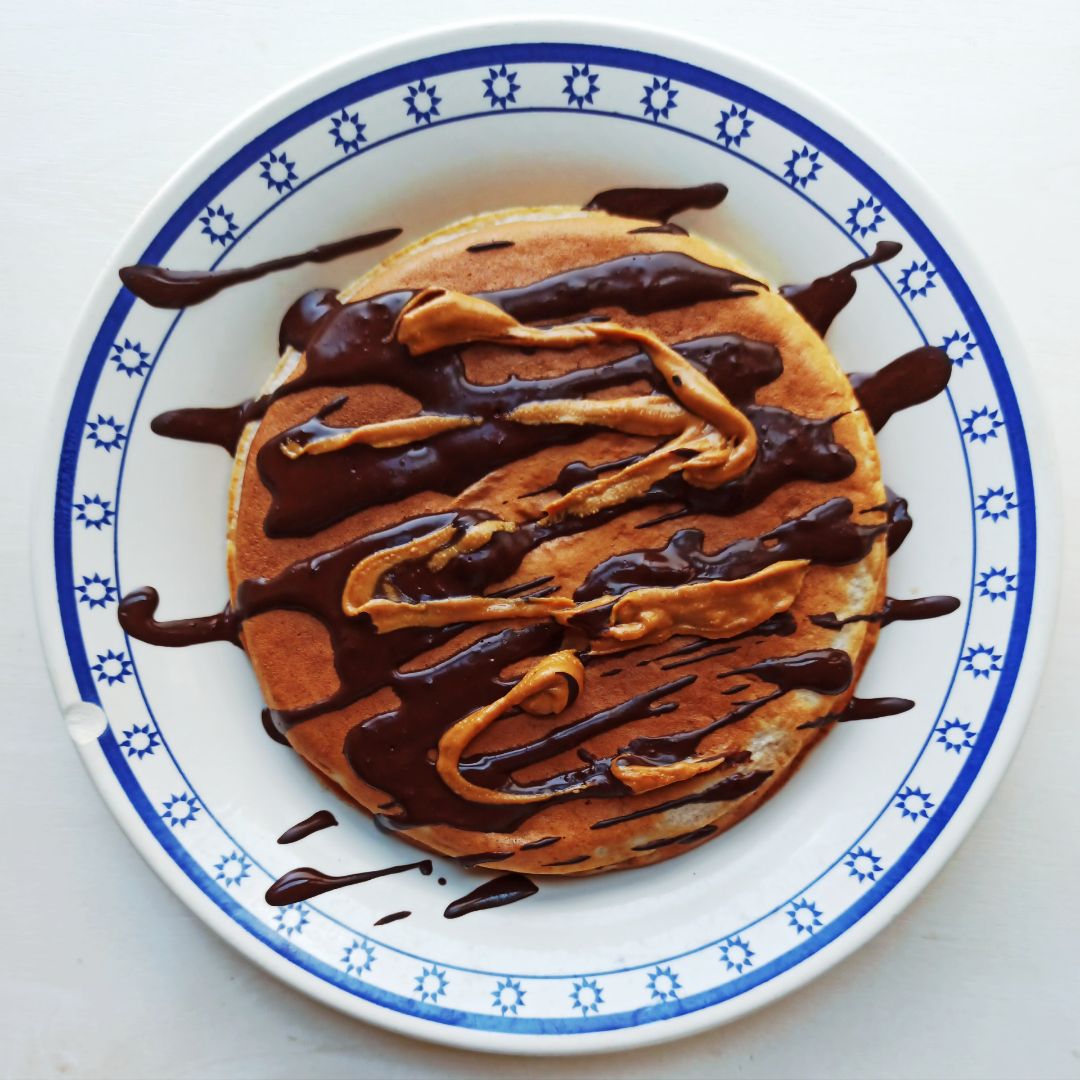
869;487;913;555
261;707;290;745
443;873;538;919
119;228;401;309
118;587;240;646
279;287;343;353
277;810;338;844
800;696;915;729
374;910;411;925
264;858;431;906
780;241;902;336
849;346;952;432
632;824;718;851
583;183;728;222
466;240;515;253
152;398;270;455
810;594;959;630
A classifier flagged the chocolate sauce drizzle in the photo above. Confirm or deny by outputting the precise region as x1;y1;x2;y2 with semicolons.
118;587;239;647
277;810;338;844
375;910;411;925
800;696;915;729
810;594;959;630
120;228;401;309
264;858;431;906
592;769;772;829
633;824;717;851
467;240;515;253
545;854;591;867
520;836;561;851
873;487;913;555
781;241;902;336
261;707;290;745
443;873;539;918
119;190;960;859
849;347;952;432
629;223;690;236
583;183;728;222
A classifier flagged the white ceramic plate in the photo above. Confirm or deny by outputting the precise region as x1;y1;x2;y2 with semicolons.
33;18;1056;1055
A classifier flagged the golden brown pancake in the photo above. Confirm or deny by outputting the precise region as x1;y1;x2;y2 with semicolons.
226;208;888;874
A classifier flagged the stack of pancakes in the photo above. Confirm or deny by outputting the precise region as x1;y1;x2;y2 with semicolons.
227;209;886;874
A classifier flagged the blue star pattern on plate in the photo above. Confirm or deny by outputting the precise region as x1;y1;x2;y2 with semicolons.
646;965;681;1002
895;786;935;821
199;204;239;246
491;977;525;1015
569;977;604;1015
715;103;753;148
91;648;132;685
783;146;822;188
109;338;151;378
414;965;449;1002
975;486;1018;522
962;642;1002;679
936;718;977;753
641;76;678;121
274;903;309;937
846;195;886;238
161;791;201;829
404;79;441;125
942;329;977;367
482;64;520;110
118;722;160;759
258;150;298;194
85;415;126;452
328;108;366;154
897;259;938;299
844;846;884;883
73;494;114;530
75;572;117;609
562;64;599;109
342;938;376;977
786;897;823;935
961;406;1005;443
719;935;754;973
214;850;251;887
977;566;1017;601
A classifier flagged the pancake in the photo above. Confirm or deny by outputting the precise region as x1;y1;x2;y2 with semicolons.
223;207;888;874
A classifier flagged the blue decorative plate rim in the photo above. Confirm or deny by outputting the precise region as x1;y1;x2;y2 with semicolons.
38;27;1048;1049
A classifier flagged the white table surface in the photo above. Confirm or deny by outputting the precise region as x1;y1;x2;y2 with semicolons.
3;1;1078;1077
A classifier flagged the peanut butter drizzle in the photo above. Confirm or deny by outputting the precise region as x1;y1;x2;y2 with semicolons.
346;509;807;642
391;287;758;519
433;561;810;805
282;413;479;457
437;651;587;805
